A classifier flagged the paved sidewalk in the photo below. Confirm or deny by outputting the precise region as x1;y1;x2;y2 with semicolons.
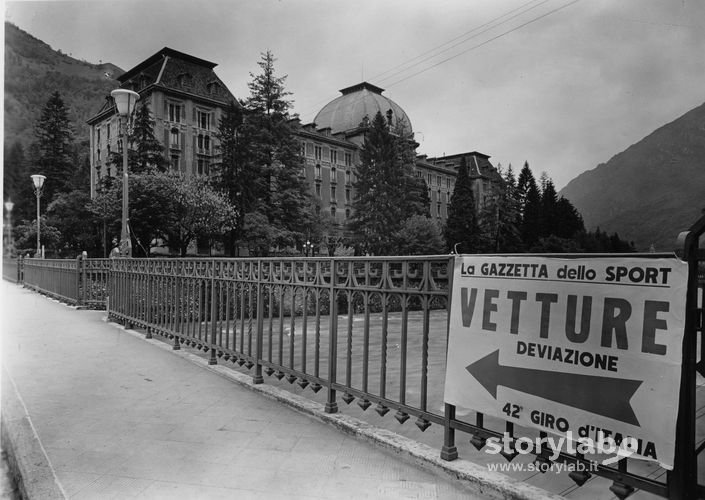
1;282;552;500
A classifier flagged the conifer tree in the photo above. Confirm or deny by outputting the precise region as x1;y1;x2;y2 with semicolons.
479;164;521;252
214;51;311;255
348;112;424;255
539;177;558;238
517;161;541;248
444;156;482;253
130;102;167;173
33;91;75;201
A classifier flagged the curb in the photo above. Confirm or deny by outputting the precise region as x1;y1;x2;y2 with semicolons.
1;369;67;500
114;321;564;500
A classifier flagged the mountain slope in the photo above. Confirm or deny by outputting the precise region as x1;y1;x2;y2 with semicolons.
559;103;705;251
4;22;123;148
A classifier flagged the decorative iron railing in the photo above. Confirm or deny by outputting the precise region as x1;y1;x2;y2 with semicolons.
5;214;704;499
22;257;81;305
2;257;20;283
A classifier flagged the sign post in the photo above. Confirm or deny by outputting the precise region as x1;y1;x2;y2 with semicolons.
443;255;688;469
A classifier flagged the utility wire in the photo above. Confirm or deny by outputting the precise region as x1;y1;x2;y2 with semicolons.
373;0;551;84
372;0;549;80
295;0;550;121
386;0;581;89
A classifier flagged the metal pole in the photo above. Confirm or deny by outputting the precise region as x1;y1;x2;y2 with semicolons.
120;120;131;257
36;189;41;257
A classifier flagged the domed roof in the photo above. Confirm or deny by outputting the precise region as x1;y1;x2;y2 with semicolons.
314;82;412;135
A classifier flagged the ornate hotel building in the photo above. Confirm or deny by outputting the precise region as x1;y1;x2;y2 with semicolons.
87;48;502;228
87;48;236;198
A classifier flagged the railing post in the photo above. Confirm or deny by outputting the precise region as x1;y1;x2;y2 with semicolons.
441;403;458;460
76;253;85;306
668;229;700;499
441;255;458;460
253;260;264;384
325;258;338;414
209;265;217;365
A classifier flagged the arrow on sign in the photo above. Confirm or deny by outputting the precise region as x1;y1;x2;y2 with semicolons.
466;350;643;426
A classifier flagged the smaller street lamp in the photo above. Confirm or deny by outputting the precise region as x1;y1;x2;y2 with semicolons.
30;174;46;258
110;88;140;257
303;239;314;257
4;199;14;256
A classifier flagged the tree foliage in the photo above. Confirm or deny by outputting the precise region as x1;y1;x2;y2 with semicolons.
34;91;75;201
90;172;236;257
213;51;311;256
348;112;426;255
167;175;237;256
445;156;482;253
13;216;62;257
46;190;101;256
393;215;445;255
129;102;167;173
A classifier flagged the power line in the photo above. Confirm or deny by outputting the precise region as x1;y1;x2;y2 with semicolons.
295;0;581;122
294;0;549;122
386;0;581;89
373;0;552;85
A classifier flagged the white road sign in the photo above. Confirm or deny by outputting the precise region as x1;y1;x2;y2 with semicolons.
443;256;689;469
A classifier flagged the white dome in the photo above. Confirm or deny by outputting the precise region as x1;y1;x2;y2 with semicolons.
314;82;412;134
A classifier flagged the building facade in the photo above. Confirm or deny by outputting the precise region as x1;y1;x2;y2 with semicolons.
88;49;503;236
87;47;237;197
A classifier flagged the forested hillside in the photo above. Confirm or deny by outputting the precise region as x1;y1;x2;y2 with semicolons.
4;22;123;148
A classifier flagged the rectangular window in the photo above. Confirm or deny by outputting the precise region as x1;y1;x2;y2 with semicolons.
315;184;321;196
331;186;336;200
346;170;351;185
315;164;321;179
300;142;306;156
196;110;211;130
314;145;322;161
330;150;338;164
427;173;432;184
345;188;351;202
170;130;180;149
437;175;442;186
171;155;180;170
344;152;352;166
447;178;451;189
197;134;211;152
197;159;210;175
330;207;336;218
168;103;182;123
97;128;101;146
306;143;314;156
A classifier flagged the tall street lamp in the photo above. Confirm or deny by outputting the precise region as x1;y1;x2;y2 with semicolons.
30;174;46;258
110;88;140;257
4;199;14;256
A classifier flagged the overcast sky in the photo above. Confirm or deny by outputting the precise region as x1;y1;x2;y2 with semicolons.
5;0;704;189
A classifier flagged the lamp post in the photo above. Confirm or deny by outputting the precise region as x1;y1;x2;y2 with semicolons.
110;88;140;257
30;175;46;258
4;199;14;256
303;239;313;257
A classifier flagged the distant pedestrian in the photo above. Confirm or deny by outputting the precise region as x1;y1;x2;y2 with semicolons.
109;238;120;258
